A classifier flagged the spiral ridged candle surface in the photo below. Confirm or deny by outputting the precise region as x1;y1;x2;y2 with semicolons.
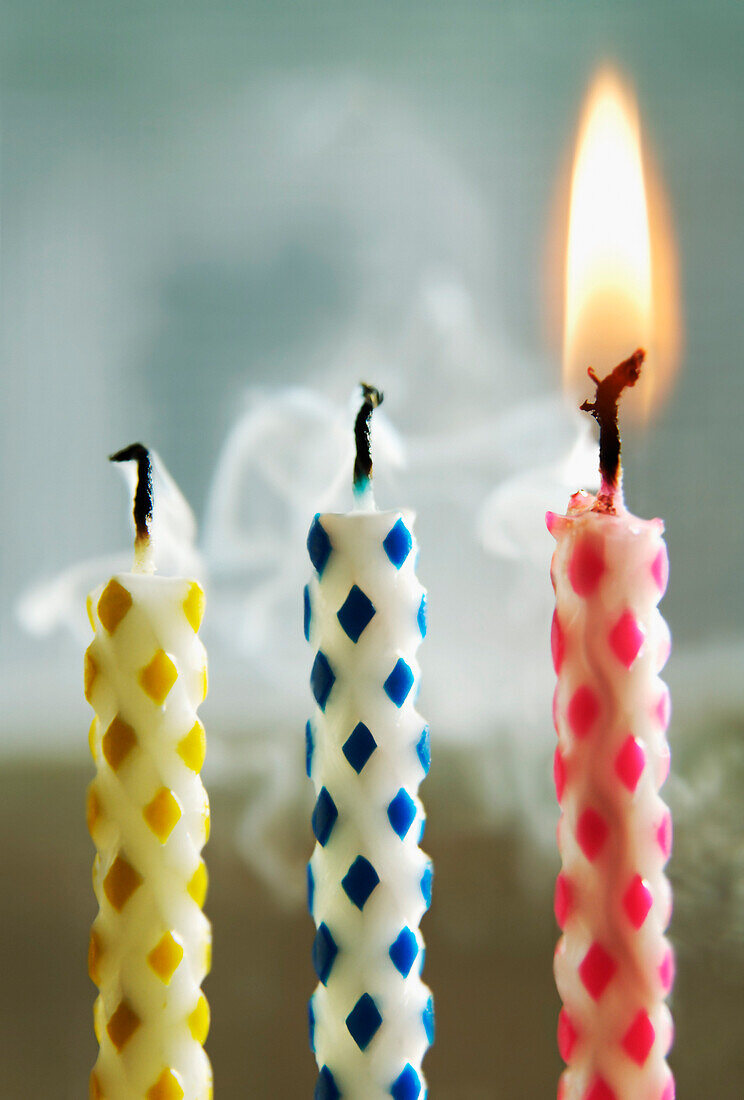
305;509;433;1100
548;490;674;1100
85;573;212;1100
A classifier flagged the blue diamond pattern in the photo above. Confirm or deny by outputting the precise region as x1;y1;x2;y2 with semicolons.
416;726;431;775
383;518;413;568
308;996;316;1052
389;927;418;977
346;993;382;1050
341;856;380;910
342;722;377;773
417;593;427;638
423;995;435;1044
307;863;315;916
387;788;417;839
315;1066;341;1100
312;787;338;847
337;584;376;642
308;515;332;575
312;922;338;985
391;1065;421;1100
304;584;312;642
311;651;335;711
384;658;414;707
421;863;433;908
305;720;314;777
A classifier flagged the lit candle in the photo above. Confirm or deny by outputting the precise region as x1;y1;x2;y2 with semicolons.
548;352;674;1100
305;386;433;1100
85;445;211;1100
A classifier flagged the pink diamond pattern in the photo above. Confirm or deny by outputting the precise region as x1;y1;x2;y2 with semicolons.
576;808;609;861
621;1010;655;1066
660;1076;676;1100
584;1077;617;1100
659;948;675;993
615;734;645;792
552;686;560;733
651;547;669;596
568;539;605;597
567;686;599;739
656;811;673;859
554;873;573;929
554;748;566;803
551;611;566;673
578;942;616;1000
654;688;671;730
623;875;653;928
557;1008;578;1062
609;611;645;668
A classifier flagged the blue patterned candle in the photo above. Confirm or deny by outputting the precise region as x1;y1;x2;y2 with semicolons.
305;386;433;1100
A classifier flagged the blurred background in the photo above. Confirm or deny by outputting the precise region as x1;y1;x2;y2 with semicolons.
2;0;744;1095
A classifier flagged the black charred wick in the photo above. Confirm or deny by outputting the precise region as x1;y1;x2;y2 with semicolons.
353;383;384;491
110;443;154;543
580;348;645;507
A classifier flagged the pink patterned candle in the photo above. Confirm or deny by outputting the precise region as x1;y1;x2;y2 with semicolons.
547;351;674;1100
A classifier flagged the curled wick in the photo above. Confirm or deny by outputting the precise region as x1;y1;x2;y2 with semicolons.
353;383;384;494
110;442;154;564
580;348;645;512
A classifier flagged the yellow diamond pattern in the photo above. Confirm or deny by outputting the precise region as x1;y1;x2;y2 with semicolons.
86;785;103;837
97;579;133;634
187;861;208;906
144;788;182;842
103;855;142;911
106;999;141;1051
199;663;208;703
188;994;210;1044
93;995;104;1043
102;715;137;772
88;930;103;986
147;1069;185;1100
89;1070;103;1099
177;721;206;772
84;649;98;702
147;931;184;984
88;718;99;762
86;593;96;632
183;582;205;632
139;650;178;705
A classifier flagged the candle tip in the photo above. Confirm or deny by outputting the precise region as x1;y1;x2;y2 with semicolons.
110;443;154;559
353;383;384;495
580;349;645;511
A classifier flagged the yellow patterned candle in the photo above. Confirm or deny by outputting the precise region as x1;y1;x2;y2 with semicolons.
85;444;211;1100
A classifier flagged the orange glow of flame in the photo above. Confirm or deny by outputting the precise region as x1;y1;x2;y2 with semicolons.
562;68;681;419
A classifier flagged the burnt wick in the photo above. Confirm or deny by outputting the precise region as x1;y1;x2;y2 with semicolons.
353;383;384;492
110;442;154;545
580;349;645;510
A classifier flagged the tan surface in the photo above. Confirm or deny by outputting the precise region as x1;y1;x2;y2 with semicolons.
0;761;741;1097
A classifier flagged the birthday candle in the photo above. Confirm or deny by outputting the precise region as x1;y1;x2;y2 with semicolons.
305;387;434;1100
85;445;211;1100
548;353;674;1100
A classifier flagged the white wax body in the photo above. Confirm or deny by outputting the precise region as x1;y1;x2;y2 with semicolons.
85;573;212;1100
549;491;674;1100
306;509;433;1100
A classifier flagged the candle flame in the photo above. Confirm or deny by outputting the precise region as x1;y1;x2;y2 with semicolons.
562;68;681;418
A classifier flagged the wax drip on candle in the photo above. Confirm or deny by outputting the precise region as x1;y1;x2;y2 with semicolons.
580;348;645;513
110;443;155;573
353;383;384;508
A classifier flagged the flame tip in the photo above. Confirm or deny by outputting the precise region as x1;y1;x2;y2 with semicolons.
561;68;679;420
